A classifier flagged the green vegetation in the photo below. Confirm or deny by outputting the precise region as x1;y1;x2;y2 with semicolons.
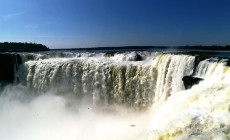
0;42;49;52
61;45;230;51
182;45;230;50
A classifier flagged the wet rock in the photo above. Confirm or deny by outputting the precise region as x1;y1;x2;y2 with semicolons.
126;52;142;61
193;54;210;75
0;53;14;83
183;76;203;89
105;53;115;57
16;54;22;65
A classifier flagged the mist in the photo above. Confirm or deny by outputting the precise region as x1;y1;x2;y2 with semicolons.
2;52;230;139
0;84;151;140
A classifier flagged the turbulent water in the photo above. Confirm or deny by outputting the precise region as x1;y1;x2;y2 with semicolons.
1;51;230;140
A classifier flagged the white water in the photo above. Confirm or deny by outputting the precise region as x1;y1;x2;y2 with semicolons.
0;85;152;140
146;59;230;140
1;51;230;140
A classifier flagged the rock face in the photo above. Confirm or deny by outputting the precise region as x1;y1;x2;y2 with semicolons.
182;76;203;89
134;53;142;61
182;55;208;89
0;54;15;83
192;54;210;75
16;54;22;65
0;53;22;86
126;52;142;61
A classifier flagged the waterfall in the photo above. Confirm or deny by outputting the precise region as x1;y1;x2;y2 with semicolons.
23;55;156;108
15;52;195;109
1;51;230;140
147;59;230;139
153;54;195;103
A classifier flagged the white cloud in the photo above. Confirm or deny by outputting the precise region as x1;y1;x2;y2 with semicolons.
2;12;24;19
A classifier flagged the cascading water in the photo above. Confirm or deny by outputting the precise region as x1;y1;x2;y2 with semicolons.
0;51;230;140
20;53;195;109
146;58;230;140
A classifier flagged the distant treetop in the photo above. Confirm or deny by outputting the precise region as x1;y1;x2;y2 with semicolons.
0;42;49;52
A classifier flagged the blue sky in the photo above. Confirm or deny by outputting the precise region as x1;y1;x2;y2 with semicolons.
0;0;230;48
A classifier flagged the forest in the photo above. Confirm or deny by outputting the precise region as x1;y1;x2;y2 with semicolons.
0;42;49;52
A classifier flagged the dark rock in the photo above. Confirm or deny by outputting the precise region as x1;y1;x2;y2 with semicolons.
127;52;142;61
0;54;15;83
16;54;22;64
135;53;142;61
193;54;210;75
105;53;115;57
182;76;203;89
195;54;210;64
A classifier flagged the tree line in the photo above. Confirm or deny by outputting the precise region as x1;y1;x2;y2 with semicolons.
0;42;49;52
181;45;230;50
